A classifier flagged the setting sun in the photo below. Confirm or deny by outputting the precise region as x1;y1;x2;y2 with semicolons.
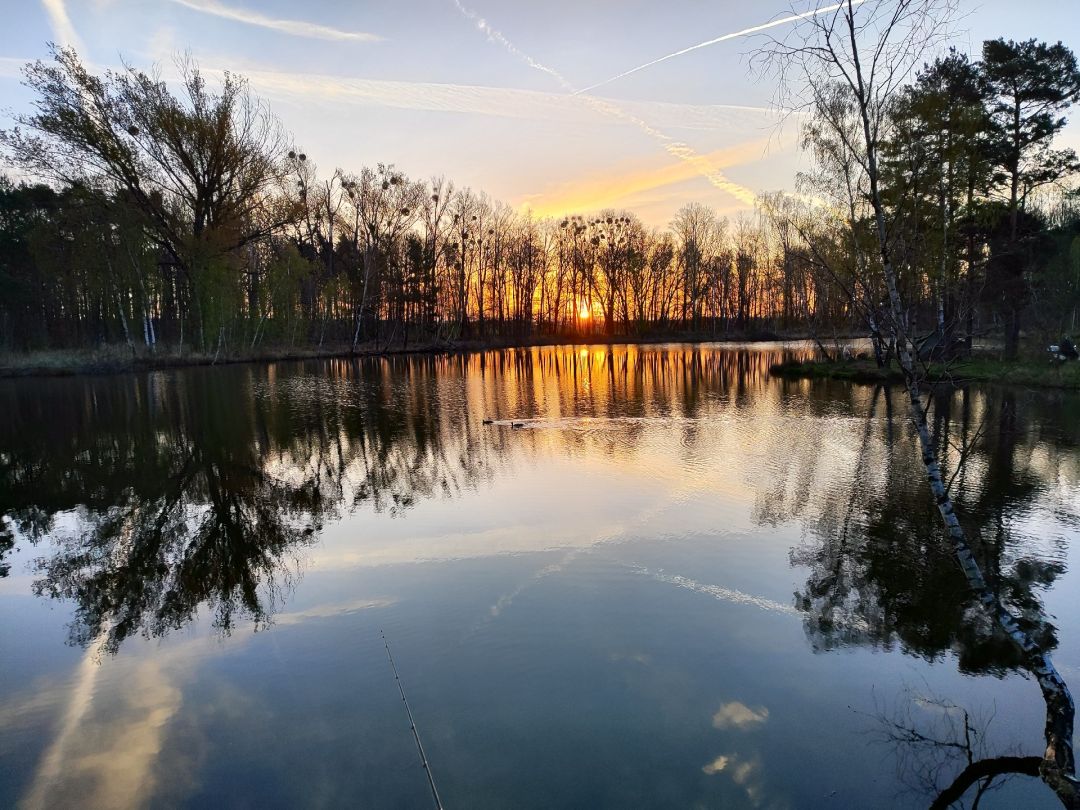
579;303;591;320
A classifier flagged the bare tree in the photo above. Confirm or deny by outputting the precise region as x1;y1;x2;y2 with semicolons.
1;48;297;349
755;1;1078;804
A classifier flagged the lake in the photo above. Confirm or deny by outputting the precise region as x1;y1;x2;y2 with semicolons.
1;342;1078;808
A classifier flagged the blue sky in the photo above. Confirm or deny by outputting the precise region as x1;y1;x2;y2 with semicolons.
1;1;1078;226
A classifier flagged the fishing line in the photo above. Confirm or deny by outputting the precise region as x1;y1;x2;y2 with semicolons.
382;631;445;810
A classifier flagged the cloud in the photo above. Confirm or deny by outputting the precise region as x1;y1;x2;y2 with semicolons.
166;0;382;42
576;95;760;205
218;66;771;131
702;754;731;775
19;634;109;810
712;701;770;730
449;0;759;206
0;57;27;80
199;60;788;216
521;136;777;218
40;0;85;52
609;651;652;665
19;649;188;810
701;753;773;806
137;47;774;187
273;597;394;625
12;591;388;808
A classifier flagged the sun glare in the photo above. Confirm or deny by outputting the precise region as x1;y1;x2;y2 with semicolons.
579;303;591;320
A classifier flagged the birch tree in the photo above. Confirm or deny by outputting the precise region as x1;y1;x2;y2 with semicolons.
757;1;1078;803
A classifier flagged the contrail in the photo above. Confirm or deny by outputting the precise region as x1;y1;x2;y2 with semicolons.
452;0;574;92
631;566;801;617
450;0;758;205
40;0;85;52
21;634;109;810
573;0;870;96
167;0;382;42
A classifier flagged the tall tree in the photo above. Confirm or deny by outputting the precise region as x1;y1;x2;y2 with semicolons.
757;2;1078;803
1;47;296;349
982;39;1080;357
884;49;993;348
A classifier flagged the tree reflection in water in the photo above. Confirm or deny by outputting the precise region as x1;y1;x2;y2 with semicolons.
2;347;1077;804
0;344;800;656
0;357;504;653
754;381;1080;804
869;686;1042;808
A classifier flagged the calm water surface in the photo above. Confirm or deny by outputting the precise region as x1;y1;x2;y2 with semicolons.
1;342;1078;808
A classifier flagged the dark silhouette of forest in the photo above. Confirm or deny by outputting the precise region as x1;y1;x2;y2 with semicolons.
0;41;1077;361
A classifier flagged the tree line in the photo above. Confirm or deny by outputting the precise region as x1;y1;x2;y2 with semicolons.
0;40;1077;359
0;49;811;356
765;37;1080;361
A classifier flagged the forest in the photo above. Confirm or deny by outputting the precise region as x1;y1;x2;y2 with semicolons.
0;38;1078;361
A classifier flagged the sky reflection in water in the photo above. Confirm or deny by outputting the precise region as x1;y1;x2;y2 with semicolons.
1;342;1079;808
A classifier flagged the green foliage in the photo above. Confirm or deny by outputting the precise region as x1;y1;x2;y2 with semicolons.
789;37;1080;359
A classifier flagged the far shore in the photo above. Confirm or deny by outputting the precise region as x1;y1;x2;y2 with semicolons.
770;356;1080;391
0;330;834;379
6;336;1070;390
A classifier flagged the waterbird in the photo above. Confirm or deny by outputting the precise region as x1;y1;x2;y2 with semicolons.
482;418;494;425
511;422;525;428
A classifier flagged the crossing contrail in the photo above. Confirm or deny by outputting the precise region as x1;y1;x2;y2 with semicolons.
450;0;758;205
452;0;575;92
573;0;870;96
631;566;801;617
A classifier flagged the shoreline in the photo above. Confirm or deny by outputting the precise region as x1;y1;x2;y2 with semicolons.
769;357;1080;391
0;331;824;379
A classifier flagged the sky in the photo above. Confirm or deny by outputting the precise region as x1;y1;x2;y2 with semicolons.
1;0;1078;227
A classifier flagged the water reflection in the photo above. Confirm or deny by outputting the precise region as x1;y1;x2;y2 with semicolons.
752;383;1077;675
750;381;1080;804
0;344;805;654
873;686;1048;808
1;343;1078;807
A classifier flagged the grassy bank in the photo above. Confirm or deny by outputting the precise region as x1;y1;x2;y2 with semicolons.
770;356;1080;390
0;330;815;378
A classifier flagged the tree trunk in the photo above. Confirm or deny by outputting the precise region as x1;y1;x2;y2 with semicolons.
844;10;1078;800
116;292;135;357
1005;306;1022;360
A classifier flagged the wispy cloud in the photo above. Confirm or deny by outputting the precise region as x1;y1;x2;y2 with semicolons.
20;635;111;810
40;0;85;52
522;137;777;218
0;57;28;79
575;0;871;95
580;95;760;205
13;592;386;809
449;0;759;206
167;0;382;42
203;64;773;132
2;48;771;134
